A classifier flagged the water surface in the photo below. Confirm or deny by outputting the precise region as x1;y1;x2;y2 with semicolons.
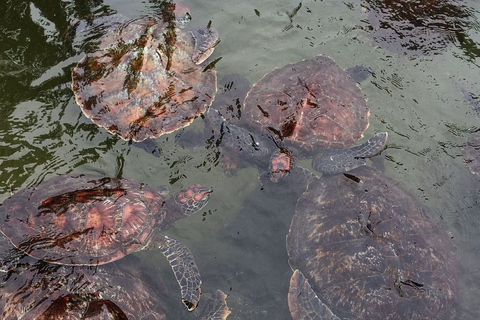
1;0;480;319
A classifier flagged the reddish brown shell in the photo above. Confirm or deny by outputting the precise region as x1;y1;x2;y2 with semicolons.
243;55;369;151
0;174;165;266
287;166;457;319
72;16;217;142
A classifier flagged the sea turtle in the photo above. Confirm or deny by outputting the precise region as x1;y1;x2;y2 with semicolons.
0;173;212;311
176;65;385;180
286;166;457;319
0;239;230;319
71;2;218;142
242;55;388;180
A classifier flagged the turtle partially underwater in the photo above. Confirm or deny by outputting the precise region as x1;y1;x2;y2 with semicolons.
71;3;218;142
286;166;457;319
0;239;231;320
241;55;388;179
0;174;212;311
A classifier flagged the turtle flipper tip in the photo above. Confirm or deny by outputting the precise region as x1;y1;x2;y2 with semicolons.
195;289;231;320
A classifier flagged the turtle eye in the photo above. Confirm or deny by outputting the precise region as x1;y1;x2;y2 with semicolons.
176;12;192;28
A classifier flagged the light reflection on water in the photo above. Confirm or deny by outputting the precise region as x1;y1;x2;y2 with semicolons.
1;0;480;319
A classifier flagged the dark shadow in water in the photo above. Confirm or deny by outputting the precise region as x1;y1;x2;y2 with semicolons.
364;0;480;59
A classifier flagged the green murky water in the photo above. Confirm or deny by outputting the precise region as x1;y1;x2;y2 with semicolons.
1;0;480;318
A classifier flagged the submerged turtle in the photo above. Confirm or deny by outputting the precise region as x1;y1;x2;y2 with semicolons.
242;55;387;179
71;3;218;142
0;242;230;319
286;166;457;319
0;174;212;311
364;0;473;56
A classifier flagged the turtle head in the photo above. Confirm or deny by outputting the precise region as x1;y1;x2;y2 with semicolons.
163;3;191;28
269;149;295;182
173;185;212;216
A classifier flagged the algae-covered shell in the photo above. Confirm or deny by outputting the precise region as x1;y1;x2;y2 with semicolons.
72;9;217;142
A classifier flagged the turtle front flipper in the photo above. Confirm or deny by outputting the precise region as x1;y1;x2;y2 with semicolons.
190;25;219;64
159;235;202;311
288;269;340;320
195;290;231;320
312;132;388;175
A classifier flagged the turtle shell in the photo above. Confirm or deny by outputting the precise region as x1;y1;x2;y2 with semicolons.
0;174;165;266
72;14;217;142
286;166;457;319
243;55;369;151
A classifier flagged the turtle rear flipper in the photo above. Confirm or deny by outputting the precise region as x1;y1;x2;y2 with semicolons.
288;269;340;320
159;235;202;311
345;65;373;83
195;290;231;320
132;139;161;157
312;132;388;175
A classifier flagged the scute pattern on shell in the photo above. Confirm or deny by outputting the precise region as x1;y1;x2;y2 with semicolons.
0;174;165;266
287;166;457;319
243;55;369;150
72;16;217;142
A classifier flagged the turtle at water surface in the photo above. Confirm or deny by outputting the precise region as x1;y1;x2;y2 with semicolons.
0;174;212;311
184;66;385;181
71;3;218;142
242;55;388;180
286;166;457;319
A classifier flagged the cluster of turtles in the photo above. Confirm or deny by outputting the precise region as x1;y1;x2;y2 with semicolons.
0;1;461;319
0;174;229;319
